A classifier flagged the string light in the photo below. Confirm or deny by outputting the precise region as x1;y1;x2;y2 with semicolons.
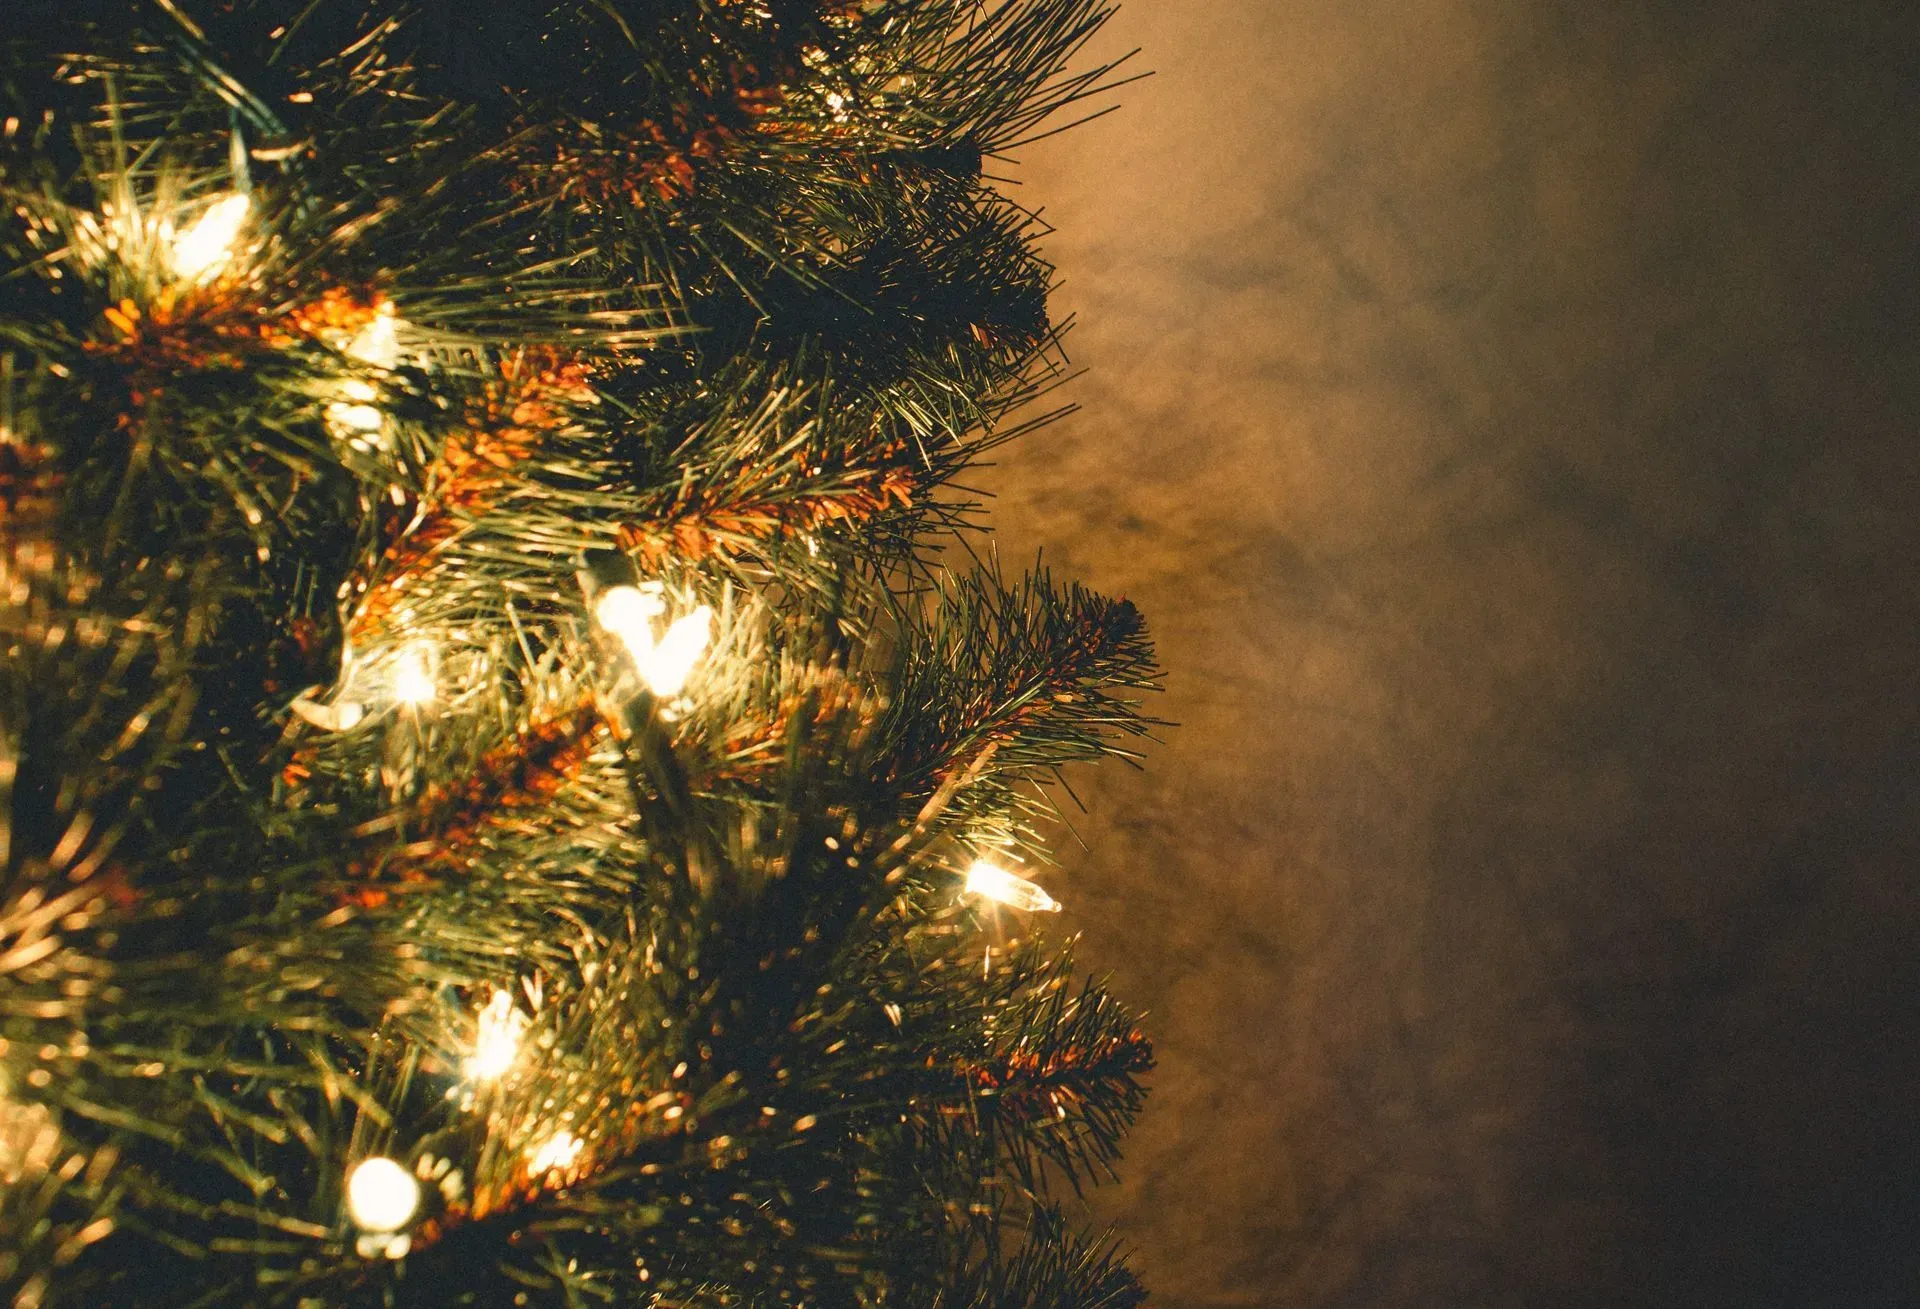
169;193;250;282
346;303;401;369
464;989;527;1083
287;693;364;732
648;607;713;697
327;304;402;443
345;1156;420;1232
391;643;436;706
595;584;713;697
527;1131;584;1175
325;380;384;440
963;859;1061;913
595;582;664;636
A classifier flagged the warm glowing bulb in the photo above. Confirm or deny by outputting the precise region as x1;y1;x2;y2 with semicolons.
963;860;1061;913
527;1131;584;1174
465;990;527;1082
326;378;385;440
392;644;436;705
595;586;711;696
347;304;401;369
288;694;364;732
595;584;666;651
346;1156;420;1232
326;307;401;443
643;606;712;697
326;406;385;440
171;192;250;282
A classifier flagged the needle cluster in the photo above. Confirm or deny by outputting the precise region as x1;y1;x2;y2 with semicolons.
0;3;1155;1304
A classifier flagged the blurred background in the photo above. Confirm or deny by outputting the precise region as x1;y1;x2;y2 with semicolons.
980;2;1920;1304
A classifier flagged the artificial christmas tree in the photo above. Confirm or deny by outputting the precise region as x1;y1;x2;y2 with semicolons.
0;2;1156;1303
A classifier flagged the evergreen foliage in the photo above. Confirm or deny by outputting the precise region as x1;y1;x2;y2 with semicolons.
0;2;1154;1303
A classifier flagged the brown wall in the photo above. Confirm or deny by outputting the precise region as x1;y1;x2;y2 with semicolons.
982;2;1920;1304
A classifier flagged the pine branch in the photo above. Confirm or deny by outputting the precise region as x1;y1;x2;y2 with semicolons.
876;565;1163;830
960;959;1153;1196
931;1207;1146;1309
342;349;598;650
348;696;608;891
0;1;1157;1301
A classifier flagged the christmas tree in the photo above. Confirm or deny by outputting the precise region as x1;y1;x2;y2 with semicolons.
0;1;1157;1304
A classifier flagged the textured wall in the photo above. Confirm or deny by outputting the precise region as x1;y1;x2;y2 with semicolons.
980;3;1920;1304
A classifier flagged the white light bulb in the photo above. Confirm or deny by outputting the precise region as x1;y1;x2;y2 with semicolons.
963;860;1061;913
643;606;712;697
347;305;401;369
595;584;666;654
595;586;710;697
464;989;527;1083
170;192;250;282
346;1156;420;1232
527;1131;584;1175
391;644;436;706
325;397;385;439
325;308;402;444
288;694;365;732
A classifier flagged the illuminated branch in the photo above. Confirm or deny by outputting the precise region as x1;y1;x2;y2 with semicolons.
0;2;1152;1302
345;352;592;648
617;454;919;567
350;699;609;895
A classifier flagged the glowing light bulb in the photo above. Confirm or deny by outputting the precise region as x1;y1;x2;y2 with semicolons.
963;860;1061;913
347;304;401;369
595;584;666;645
595;585;712;697
464;989;527;1082
391;644;436;706
170;192;250;282
346;1156;419;1232
325;378;385;440
527;1131;584;1175
644;606;712;697
323;307;404;445
288;694;364;732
